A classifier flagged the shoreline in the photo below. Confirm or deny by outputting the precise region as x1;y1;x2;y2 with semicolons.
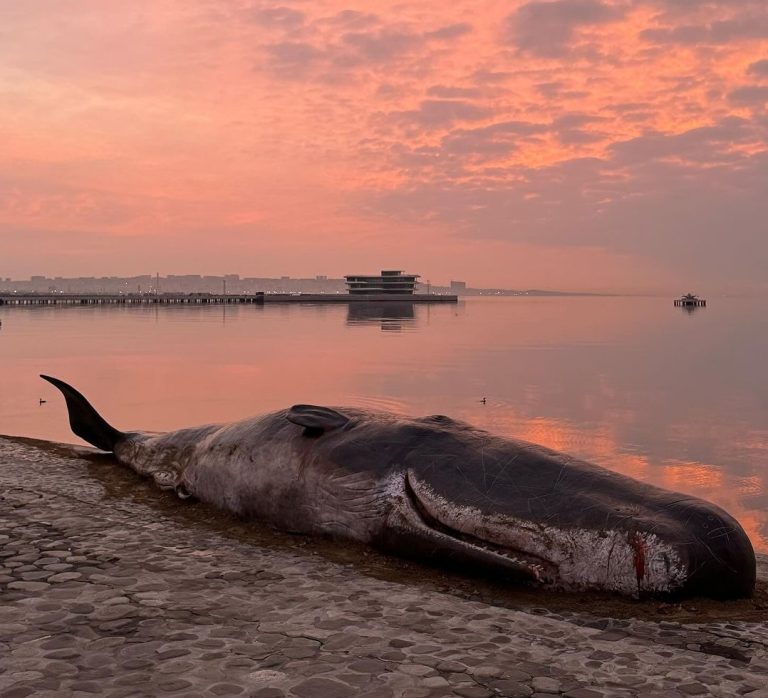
2;435;767;697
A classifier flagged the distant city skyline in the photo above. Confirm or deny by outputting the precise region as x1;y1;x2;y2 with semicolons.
2;2;767;294
0;272;603;297
0;272;505;296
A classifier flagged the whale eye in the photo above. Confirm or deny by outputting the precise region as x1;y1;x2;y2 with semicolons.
153;470;175;487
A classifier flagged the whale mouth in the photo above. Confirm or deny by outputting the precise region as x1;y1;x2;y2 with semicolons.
399;471;689;596
385;471;557;584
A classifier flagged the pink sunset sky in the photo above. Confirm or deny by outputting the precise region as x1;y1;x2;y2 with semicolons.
1;0;767;293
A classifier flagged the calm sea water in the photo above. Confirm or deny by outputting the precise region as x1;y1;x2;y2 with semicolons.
1;296;766;552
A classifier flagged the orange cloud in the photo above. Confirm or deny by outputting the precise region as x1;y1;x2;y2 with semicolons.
0;1;766;291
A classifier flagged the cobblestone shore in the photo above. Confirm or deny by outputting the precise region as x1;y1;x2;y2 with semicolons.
1;436;767;698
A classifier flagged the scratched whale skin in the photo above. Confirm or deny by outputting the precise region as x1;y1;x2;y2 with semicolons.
41;375;755;599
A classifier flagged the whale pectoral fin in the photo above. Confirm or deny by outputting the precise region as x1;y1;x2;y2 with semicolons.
287;405;350;436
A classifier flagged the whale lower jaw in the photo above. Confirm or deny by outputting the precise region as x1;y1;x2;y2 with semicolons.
383;474;553;584
388;472;689;598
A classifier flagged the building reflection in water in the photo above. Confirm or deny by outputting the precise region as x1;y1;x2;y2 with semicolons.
679;304;703;315
346;302;416;332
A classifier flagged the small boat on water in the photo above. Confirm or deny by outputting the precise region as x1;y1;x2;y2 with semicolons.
674;293;706;307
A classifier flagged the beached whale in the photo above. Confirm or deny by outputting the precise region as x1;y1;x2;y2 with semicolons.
41;375;755;599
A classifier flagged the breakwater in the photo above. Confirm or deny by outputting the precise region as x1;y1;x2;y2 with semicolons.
0;292;457;307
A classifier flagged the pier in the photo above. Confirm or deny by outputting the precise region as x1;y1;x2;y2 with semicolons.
264;293;456;303
0;292;457;307
0;293;266;307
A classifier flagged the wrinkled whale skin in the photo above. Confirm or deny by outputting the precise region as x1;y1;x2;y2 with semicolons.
42;375;756;599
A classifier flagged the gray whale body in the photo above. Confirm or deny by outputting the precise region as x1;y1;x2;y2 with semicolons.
41;374;755;599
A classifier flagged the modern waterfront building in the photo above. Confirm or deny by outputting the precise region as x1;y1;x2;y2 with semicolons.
344;270;419;295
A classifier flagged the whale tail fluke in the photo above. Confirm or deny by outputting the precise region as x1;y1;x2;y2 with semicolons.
40;375;123;452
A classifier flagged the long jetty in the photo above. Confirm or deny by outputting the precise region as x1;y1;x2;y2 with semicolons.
0;292;457;307
0;293;266;307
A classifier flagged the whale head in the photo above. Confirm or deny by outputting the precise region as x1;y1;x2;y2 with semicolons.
368;415;756;598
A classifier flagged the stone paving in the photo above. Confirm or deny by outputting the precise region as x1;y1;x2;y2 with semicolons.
1;435;767;698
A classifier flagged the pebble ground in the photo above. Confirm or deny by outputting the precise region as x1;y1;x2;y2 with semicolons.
1;436;767;698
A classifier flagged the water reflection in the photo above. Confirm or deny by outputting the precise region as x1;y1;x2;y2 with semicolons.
679;304;704;315
1;297;766;552
346;302;416;332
